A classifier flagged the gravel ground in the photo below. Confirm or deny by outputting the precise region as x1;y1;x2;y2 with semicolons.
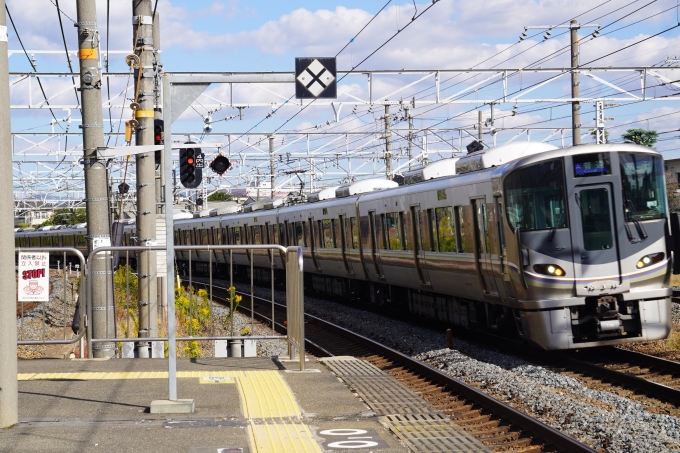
16;274;79;359
215;278;680;452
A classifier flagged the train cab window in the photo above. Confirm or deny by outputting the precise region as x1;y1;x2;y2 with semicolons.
504;159;567;232
384;213;402;250
620;153;667;221
435;207;456;252
579;188;613;251
455;207;466;253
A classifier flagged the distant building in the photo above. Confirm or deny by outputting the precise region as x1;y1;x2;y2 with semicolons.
14;200;55;227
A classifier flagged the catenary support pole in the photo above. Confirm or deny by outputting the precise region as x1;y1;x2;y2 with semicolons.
571;20;581;146
76;0;115;358
269;136;275;198
384;104;392;180
133;0;158;358
153;11;166;327
478;110;483;144
0;0;18;428
406;106;413;170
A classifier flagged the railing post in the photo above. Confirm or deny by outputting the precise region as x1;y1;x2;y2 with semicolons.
285;247;304;371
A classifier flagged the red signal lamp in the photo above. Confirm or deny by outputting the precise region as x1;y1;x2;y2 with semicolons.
187;157;195;165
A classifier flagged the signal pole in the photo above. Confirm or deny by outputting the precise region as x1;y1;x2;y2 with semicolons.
384;104;392;180
133;0;158;358
0;0;18;428
76;0;115;358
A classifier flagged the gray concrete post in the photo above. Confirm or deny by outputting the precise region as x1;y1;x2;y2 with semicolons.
571;20;581;146
384;104;392;180
0;0;18;428
133;0;158;357
285;247;304;370
76;0;115;358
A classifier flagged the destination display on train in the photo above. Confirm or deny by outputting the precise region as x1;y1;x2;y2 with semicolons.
573;153;611;177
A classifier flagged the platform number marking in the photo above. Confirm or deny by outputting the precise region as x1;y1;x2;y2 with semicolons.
319;428;388;449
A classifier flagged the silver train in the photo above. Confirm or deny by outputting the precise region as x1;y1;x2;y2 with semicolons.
16;142;677;350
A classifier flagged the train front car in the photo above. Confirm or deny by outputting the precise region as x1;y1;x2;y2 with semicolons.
503;144;672;349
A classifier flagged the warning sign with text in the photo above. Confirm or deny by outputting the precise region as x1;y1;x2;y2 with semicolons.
18;252;49;302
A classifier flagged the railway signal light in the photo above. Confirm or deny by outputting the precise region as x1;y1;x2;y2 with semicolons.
180;142;203;189
118;182;130;195
209;154;232;176
154;119;163;165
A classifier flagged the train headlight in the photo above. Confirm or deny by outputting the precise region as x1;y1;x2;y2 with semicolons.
636;252;664;269
533;264;566;277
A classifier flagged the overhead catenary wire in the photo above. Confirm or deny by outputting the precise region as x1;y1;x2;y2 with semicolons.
6;4;62;126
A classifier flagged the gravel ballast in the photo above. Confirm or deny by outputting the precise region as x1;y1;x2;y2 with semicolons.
218;278;680;452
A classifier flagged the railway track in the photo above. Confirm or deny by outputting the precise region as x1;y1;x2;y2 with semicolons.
193;281;595;453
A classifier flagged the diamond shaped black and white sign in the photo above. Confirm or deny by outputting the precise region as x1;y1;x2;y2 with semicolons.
295;57;337;99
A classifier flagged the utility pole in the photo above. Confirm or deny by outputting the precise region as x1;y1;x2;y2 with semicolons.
522;22;599;147
0;0;18;428
269;136;275;198
76;0;115;358
133;0;157;358
405;106;413;170
384;104;392;180
570;20;581;146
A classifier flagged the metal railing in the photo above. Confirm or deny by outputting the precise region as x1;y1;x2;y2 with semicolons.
15;247;87;347
85;244;306;371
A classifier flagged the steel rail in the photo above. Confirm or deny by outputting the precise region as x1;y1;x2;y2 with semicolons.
196;280;596;453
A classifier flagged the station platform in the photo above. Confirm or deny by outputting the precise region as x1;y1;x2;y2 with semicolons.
1;355;491;453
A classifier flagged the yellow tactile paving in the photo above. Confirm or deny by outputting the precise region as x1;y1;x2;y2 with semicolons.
235;370;302;419
247;421;322;453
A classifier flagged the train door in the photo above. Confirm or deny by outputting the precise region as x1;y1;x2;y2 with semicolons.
472;198;499;296
571;184;625;295
495;197;515;298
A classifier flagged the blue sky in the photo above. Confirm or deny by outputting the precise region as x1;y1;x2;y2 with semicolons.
7;0;680;194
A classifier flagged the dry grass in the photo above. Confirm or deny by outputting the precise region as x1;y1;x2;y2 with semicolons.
670;274;680;288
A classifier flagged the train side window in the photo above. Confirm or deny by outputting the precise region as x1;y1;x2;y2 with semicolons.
232;227;241;245
330;219;339;248
173;230;179;245
401;212;412;251
435;207;456;252
350;217;359;249
263;223;271;244
282;222;289;246
200;229;207;245
369;213;379;251
215;227;222;245
304;221;311;248
379;214;388;250
293;222;303;247
412;207;423;252
455;206;466;253
385;212;402;250
316;220;324;248
271;223;279;245
255;225;264;245
64;235;74;247
319;219;334;249
41;236;49;247
15;237;19;247
421;210;433;251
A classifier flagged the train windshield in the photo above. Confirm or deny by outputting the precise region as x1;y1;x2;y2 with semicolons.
504;159;567;232
620;153;666;221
